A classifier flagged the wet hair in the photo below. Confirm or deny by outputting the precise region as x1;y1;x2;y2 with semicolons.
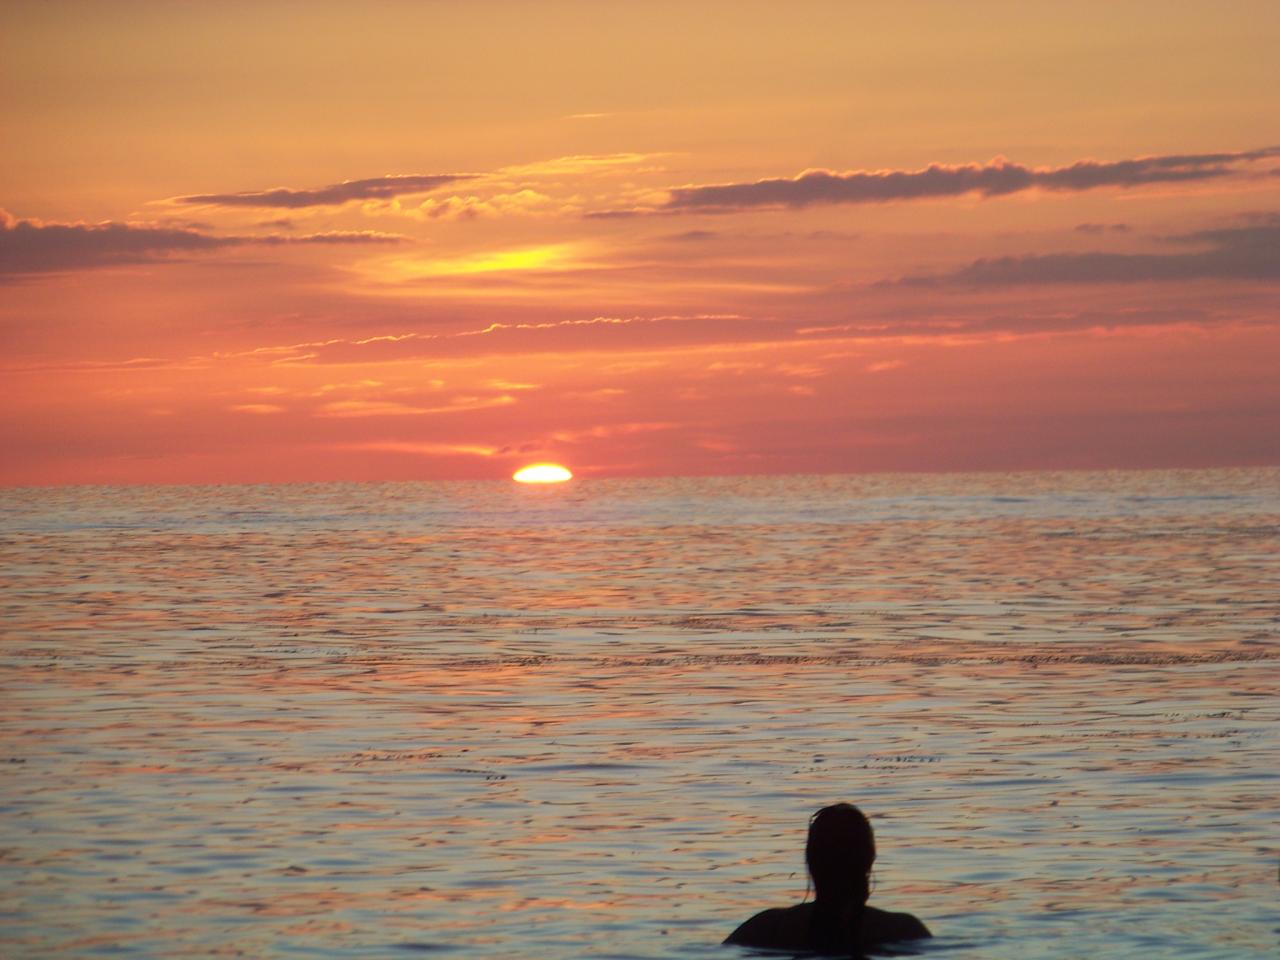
805;803;876;954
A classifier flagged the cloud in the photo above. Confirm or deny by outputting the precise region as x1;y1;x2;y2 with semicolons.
866;360;906;373
498;153;665;177
255;230;406;246
665;230;720;242
1;210;225;274
173;174;472;208
315;395;517;418
399;189;562;221
165;314;760;369
549;421;679;443
581;208;650;220
337;441;501;457
1074;223;1131;234
657;147;1279;212
0;210;406;276
351;154;671;221
897;216;1280;286
797;305;1227;339
204;306;1222;370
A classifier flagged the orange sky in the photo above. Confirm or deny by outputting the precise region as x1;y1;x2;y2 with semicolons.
2;0;1278;485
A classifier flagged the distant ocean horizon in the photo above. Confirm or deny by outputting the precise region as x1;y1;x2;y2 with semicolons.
2;467;1276;958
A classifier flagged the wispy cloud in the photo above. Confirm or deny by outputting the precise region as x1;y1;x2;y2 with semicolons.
404;189;562;221
896;216;1280;286
171;315;757;369
866;360;906;373
219;308;1204;370
797;306;1227;339
337;441;501;457
497;153;666;177
172;174;472;209
663;229;721;242
549;421;679;443
0;210;406;276
650;147;1278;213
315;395;517;418
255;230;406;246
1074;222;1131;234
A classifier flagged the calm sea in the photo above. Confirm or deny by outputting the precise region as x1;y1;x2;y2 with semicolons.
1;469;1276;958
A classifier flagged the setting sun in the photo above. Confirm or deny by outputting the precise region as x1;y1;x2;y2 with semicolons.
513;463;573;484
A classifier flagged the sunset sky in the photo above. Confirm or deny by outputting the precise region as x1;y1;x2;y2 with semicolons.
3;0;1277;485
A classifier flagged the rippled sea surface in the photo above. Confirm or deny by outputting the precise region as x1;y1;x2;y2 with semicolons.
2;469;1277;959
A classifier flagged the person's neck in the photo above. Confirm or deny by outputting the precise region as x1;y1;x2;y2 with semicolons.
813;888;862;908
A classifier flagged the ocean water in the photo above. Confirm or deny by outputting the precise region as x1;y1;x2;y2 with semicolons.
1;469;1276;959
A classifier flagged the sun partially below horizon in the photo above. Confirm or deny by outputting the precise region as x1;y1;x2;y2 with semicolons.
513;463;573;484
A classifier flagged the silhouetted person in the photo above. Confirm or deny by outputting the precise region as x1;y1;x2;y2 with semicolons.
725;803;930;955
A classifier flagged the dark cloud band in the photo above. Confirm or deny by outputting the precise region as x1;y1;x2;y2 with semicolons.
662;147;1279;212
0;211;405;276
174;173;473;209
896;216;1280;287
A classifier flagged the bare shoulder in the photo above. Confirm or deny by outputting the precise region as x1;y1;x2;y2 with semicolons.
725;902;929;950
723;903;811;948
864;905;932;942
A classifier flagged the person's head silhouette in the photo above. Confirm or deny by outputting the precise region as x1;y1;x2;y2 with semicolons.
724;801;929;952
806;803;876;951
